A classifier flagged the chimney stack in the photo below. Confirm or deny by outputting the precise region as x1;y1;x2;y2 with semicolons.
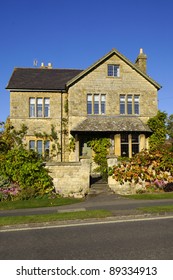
135;48;147;73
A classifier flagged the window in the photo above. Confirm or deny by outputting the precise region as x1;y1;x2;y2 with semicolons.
134;95;139;115
29;98;50;118
121;133;129;157
44;141;50;160
127;95;132;114
121;133;139;157
120;95;140;115
132;134;139;155
87;94;106;115
101;94;106;114
120;95;125;114
29;140;35;151
29;140;50;158
37;98;43;117
108;64;120;77
37;140;42;155
44;98;50;117
87;94;92;115
94;94;99;114
29;98;35;117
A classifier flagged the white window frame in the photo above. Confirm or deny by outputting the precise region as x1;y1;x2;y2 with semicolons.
120;94;140;115
87;94;106;115
107;64;120;77
29;97;50;118
29;139;50;158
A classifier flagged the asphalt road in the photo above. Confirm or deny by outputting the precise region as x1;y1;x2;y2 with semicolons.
1;216;173;260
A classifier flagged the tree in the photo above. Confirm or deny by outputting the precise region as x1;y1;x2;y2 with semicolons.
147;110;167;150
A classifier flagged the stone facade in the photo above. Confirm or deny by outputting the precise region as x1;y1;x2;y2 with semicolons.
10;90;69;161
6;48;161;195
68;51;159;160
7;49;161;163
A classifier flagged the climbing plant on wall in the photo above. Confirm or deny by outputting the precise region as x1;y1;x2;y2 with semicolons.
87;138;111;180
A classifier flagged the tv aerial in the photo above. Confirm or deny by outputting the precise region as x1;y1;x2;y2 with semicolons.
33;59;38;67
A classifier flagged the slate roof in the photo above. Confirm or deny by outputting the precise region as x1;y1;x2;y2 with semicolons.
71;116;152;133
6;68;83;91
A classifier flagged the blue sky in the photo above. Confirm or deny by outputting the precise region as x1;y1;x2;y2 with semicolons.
1;0;173;122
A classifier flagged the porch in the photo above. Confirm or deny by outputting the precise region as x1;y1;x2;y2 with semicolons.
70;115;152;161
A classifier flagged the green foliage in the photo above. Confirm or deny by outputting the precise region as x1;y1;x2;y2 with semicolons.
34;124;61;159
69;136;75;152
0;118;28;153
147;111;167;150
113;146;173;191
0;147;53;200
64;97;68;113
87;138;111;179
167;114;173;140
0;120;54;200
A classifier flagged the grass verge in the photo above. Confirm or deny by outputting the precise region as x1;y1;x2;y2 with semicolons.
0;197;83;211
123;192;173;200
0;210;112;227
138;205;173;214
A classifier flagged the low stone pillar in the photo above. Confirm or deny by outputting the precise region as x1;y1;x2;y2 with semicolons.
107;155;118;168
80;156;91;190
107;155;119;192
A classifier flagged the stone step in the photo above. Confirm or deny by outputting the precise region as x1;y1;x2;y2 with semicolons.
87;183;114;197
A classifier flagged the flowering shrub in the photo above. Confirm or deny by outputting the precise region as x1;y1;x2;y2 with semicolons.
0;185;20;201
0;175;20;201
113;146;173;192
0;148;54;200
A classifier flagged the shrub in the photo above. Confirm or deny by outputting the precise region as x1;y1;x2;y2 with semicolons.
164;182;173;192
0;147;54;200
113;146;173;191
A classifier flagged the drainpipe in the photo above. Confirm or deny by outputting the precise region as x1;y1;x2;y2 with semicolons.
60;91;63;162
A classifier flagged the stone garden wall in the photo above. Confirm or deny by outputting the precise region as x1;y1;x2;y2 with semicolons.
46;157;90;198
107;155;146;195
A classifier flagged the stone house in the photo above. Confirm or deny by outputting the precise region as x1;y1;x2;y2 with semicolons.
6;48;161;163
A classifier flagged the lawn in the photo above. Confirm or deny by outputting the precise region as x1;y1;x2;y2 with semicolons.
123;192;173;200
0;196;83;210
0;210;112;226
139;205;173;214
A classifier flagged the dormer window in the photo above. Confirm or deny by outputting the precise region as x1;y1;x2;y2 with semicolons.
107;64;120;77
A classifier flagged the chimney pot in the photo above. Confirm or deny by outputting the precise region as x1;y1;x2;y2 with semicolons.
48;62;52;69
140;48;143;54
